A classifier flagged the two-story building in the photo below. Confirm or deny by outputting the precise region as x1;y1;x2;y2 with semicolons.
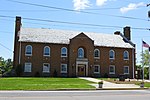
13;16;135;78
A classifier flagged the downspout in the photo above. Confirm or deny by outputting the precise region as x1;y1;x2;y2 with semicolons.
19;41;21;64
132;48;135;79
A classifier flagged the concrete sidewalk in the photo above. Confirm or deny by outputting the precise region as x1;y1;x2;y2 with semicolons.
79;77;141;89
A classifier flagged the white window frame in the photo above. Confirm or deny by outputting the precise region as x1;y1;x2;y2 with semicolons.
124;66;129;74
78;48;84;58
61;47;67;57
43;63;50;73
109;50;115;59
24;62;32;72
94;65;100;74
25;45;32;56
109;65;115;74
94;49;100;59
123;51;129;60
43;46;50;57
61;64;67;73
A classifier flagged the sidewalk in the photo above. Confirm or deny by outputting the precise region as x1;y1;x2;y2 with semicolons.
79;77;142;89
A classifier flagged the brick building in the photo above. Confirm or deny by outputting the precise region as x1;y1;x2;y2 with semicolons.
13;16;135;78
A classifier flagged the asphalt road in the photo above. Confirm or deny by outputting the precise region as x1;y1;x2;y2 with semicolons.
0;90;150;100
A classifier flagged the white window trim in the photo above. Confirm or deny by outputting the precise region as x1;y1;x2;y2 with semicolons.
61;64;67;73
25;45;32;56
123;51;129;60
124;66;129;74
24;62;32;72
43;63;50;73
61;47;67;57
43;46;50;57
109;50;115;60
94;65;100;74
109;65;115;74
94;49;100;59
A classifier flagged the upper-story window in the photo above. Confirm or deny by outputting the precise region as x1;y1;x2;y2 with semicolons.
44;46;50;56
94;49;100;58
123;51;129;60
25;45;32;56
61;47;67;57
78;48;84;58
109;50;115;59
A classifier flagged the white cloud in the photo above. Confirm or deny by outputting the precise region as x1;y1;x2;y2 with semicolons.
120;2;145;13
73;0;91;11
96;0;107;6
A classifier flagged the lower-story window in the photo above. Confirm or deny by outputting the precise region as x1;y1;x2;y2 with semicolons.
109;65;115;74
94;65;100;73
24;62;32;72
61;64;67;73
124;66;129;74
43;63;50;73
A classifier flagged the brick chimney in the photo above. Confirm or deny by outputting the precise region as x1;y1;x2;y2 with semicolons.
114;31;120;35
124;26;131;40
15;16;21;38
13;16;22;67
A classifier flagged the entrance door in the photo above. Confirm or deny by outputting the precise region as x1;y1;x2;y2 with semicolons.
78;65;85;77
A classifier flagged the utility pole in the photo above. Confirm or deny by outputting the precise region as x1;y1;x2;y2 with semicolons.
147;4;150;80
147;3;150;18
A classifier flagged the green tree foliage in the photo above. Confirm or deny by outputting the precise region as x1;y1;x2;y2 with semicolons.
0;57;13;76
142;50;150;66
140;50;150;79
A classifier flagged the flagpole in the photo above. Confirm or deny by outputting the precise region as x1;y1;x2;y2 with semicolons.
142;40;144;80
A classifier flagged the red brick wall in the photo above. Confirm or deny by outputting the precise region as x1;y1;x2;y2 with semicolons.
14;33;135;78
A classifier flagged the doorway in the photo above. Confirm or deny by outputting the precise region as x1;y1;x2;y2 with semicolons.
78;65;85;77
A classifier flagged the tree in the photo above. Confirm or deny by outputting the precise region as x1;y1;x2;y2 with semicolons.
0;57;13;76
140;50;150;79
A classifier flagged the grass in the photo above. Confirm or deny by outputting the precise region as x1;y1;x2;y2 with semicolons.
0;77;95;90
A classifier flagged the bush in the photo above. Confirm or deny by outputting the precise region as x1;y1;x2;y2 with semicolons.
15;64;23;77
34;72;40;77
104;73;108;78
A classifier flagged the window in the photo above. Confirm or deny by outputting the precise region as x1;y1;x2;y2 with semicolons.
25;45;32;56
61;64;67;73
109;65;115;74
78;48;84;58
123;51;129;60
24;63;32;72
124;66;129;74
94;65;100;73
43;63;50;73
61;47;67;57
94;49;100;58
44;46;50;56
109;50;115;59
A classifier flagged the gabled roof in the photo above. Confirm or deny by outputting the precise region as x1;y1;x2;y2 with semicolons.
19;27;134;48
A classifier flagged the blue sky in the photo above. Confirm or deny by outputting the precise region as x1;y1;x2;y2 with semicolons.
0;0;150;64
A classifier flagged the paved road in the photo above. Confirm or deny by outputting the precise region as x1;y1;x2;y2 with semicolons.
0;90;150;100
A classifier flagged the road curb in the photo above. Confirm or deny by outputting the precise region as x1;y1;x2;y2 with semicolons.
96;87;149;90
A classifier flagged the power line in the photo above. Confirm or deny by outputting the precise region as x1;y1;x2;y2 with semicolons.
0;15;149;31
0;43;13;52
4;0;148;21
0;9;58;12
0;31;12;34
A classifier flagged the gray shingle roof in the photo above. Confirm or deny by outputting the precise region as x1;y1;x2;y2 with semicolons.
19;27;134;48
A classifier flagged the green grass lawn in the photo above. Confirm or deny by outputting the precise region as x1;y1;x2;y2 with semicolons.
0;77;95;90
